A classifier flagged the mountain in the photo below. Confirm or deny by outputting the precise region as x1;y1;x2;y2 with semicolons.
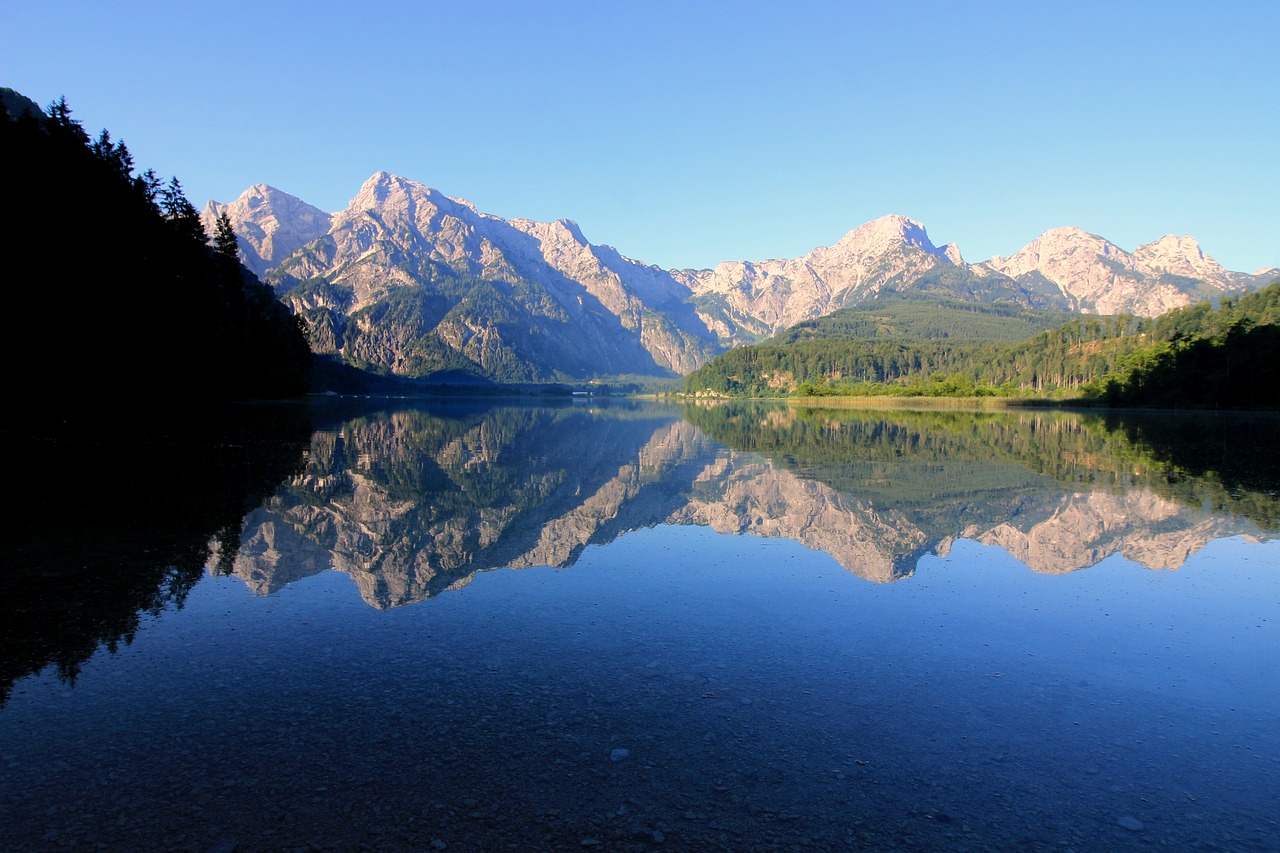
201;184;331;277
683;281;1280;401
673;215;1068;342
210;172;721;382
0;87;41;120
977;226;1275;315
206;175;1277;382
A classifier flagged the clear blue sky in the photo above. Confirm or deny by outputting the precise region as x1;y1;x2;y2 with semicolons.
4;0;1277;273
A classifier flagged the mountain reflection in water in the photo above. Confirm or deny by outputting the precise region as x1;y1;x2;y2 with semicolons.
220;402;1278;607
2;400;1277;852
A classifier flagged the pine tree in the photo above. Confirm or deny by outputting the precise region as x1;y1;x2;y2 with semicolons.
45;96;89;145
159;176;206;246
91;129;134;180
213;211;240;263
135;168;162;211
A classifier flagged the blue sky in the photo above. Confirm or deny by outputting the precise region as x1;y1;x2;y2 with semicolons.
4;1;1277;273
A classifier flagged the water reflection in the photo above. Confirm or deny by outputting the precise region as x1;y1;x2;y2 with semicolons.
222;401;1278;606
3;401;1277;851
0;404;314;704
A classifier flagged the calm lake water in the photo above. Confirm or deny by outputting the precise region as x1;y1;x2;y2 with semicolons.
2;400;1278;851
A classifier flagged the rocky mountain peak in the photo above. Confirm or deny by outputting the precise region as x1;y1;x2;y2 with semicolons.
1032;225;1115;254
832;214;942;259
554;218;587;244
976;225;1274;316
345;172;489;228
985;227;1128;275
1131;234;1224;279
508;217;590;248
1144;233;1204;257
979;226;1151;313
201;183;332;277
240;183;275;207
208;170;1277;381
353;170;424;207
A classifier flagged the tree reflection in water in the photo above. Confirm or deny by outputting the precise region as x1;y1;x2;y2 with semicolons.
5;399;1277;701
1;399;1277;852
0;403;313;703
221;401;1279;607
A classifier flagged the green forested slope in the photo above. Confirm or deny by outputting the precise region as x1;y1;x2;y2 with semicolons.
683;284;1280;409
772;295;1078;344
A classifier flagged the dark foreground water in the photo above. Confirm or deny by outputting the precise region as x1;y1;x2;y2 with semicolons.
2;401;1277;851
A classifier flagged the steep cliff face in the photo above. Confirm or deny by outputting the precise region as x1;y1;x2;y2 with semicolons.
504;218;717;374
978;227;1276;316
208;174;1278;380
200;185;332;278
674;215;1052;342
247;173;721;380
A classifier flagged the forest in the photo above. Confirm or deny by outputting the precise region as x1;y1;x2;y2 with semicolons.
683;285;1280;409
1;88;312;404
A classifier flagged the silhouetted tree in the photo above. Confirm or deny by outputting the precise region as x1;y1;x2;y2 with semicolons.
91;129;134;180
45;95;89;145
213;210;240;263
2;91;311;402
160;176;206;245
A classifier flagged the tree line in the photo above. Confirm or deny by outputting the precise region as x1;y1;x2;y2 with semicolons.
2;89;312;404
683;284;1280;409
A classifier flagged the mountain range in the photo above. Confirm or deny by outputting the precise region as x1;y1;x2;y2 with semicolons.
203;174;1277;383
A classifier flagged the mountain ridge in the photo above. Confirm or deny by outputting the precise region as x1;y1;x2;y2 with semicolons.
202;174;1277;381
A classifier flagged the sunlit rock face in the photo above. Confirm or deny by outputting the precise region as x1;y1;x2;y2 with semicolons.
214;172;721;379
1132;234;1226;281
210;175;1277;381
672;215;1053;342
978;227;1276;316
201;185;332;278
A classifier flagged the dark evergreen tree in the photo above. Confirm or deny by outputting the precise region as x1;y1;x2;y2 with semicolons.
135;167;162;210
159;176;207;245
44;95;89;145
91;129;134;180
213;210;240;263
1;92;311;403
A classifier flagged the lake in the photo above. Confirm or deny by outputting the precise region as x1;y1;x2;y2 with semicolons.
2;400;1277;851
